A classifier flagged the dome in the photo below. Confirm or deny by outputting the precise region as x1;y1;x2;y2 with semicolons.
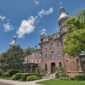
58;7;69;23
58;12;69;21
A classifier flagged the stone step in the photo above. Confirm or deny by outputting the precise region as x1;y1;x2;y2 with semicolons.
43;73;56;79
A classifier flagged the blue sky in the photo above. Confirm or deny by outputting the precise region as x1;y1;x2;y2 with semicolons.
0;0;85;53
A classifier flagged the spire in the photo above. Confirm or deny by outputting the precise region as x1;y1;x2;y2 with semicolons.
10;35;17;47
59;1;64;12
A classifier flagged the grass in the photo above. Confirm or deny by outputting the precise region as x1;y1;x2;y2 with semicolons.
37;79;85;85
0;76;11;80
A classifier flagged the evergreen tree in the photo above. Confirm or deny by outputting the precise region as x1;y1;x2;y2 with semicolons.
2;45;25;70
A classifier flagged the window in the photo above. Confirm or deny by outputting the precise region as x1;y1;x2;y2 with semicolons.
44;43;49;48
59;62;63;69
50;51;55;58
76;59;80;71
66;60;68;63
56;40;61;48
50;43;54;48
50;43;53;46
62;27;67;32
57;50;62;57
45;53;48;59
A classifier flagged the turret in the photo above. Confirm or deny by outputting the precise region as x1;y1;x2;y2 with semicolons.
58;6;69;34
40;29;47;42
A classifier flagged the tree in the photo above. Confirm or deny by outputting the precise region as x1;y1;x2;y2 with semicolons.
24;47;34;72
0;54;5;67
24;47;34;56
2;45;25;70
64;9;85;56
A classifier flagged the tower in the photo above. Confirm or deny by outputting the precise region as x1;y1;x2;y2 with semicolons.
58;6;69;35
10;35;17;47
58;6;69;76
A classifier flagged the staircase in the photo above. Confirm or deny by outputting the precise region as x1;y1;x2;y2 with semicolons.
43;73;56;79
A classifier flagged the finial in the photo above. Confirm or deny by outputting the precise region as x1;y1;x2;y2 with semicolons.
41;29;47;36
59;1;65;14
59;1;63;8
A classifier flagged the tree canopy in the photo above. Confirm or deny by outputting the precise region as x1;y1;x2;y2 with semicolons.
64;9;85;56
1;45;25;70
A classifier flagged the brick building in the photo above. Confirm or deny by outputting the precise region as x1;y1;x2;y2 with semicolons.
25;7;84;76
24;48;41;72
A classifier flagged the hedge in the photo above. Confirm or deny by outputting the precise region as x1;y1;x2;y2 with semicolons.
26;75;40;81
11;73;22;80
3;69;20;77
21;73;37;81
75;75;85;80
11;73;38;81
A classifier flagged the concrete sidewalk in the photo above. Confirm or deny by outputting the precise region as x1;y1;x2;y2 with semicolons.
0;79;48;85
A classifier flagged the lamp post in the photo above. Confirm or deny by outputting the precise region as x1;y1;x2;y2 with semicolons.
79;51;85;73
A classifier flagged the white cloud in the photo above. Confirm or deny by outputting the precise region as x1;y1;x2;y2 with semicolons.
38;7;54;18
0;15;14;32
17;16;37;38
16;7;54;38
3;22;14;32
0;15;6;21
34;0;39;5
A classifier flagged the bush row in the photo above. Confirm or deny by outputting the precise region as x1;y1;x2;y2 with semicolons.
2;69;20;77
26;75;40;81
75;75;85;80
56;74;85;81
11;73;41;81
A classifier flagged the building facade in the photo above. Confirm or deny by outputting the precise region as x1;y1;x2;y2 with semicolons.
24;48;41;72
25;7;84;76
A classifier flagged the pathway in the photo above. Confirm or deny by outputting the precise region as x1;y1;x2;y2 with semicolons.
0;82;13;85
0;79;48;85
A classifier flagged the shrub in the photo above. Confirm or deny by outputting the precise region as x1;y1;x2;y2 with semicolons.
35;67;46;77
26;75;39;81
75;75;85;80
11;73;22;80
55;72;60;78
0;68;4;75
59;77;71;80
12;72;40;81
70;77;75;80
21;73;36;81
3;69;20;77
3;72;9;77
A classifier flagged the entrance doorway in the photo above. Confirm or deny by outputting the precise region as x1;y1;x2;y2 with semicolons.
51;62;56;73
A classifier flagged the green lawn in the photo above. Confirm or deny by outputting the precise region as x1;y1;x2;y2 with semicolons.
37;79;85;85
